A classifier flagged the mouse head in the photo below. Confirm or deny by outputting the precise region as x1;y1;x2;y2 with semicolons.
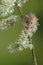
23;13;38;29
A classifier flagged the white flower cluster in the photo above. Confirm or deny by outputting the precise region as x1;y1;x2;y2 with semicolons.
0;0;27;31
17;0;27;7
0;15;19;30
8;29;33;53
0;0;27;17
0;0;15;17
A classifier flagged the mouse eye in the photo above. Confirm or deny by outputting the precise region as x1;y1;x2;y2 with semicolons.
26;21;28;24
31;22;33;24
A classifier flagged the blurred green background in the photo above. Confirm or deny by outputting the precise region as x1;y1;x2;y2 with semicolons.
0;0;43;65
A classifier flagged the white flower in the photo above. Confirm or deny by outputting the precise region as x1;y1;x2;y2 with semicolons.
19;47;23;51
14;0;16;2
0;0;28;18
1;0;15;7
8;44;14;53
0;15;19;30
17;0;27;7
0;0;15;17
1;6;14;17
7;29;32;53
28;44;33;50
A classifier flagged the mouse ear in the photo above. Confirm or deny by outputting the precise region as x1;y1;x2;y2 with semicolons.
0;15;20;30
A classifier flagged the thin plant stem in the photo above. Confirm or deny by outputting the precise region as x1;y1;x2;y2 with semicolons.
15;2;23;18
28;36;37;65
31;48;37;65
15;2;38;65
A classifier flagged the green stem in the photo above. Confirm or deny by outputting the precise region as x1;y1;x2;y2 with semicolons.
15;2;23;18
28;36;37;65
31;48;37;65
